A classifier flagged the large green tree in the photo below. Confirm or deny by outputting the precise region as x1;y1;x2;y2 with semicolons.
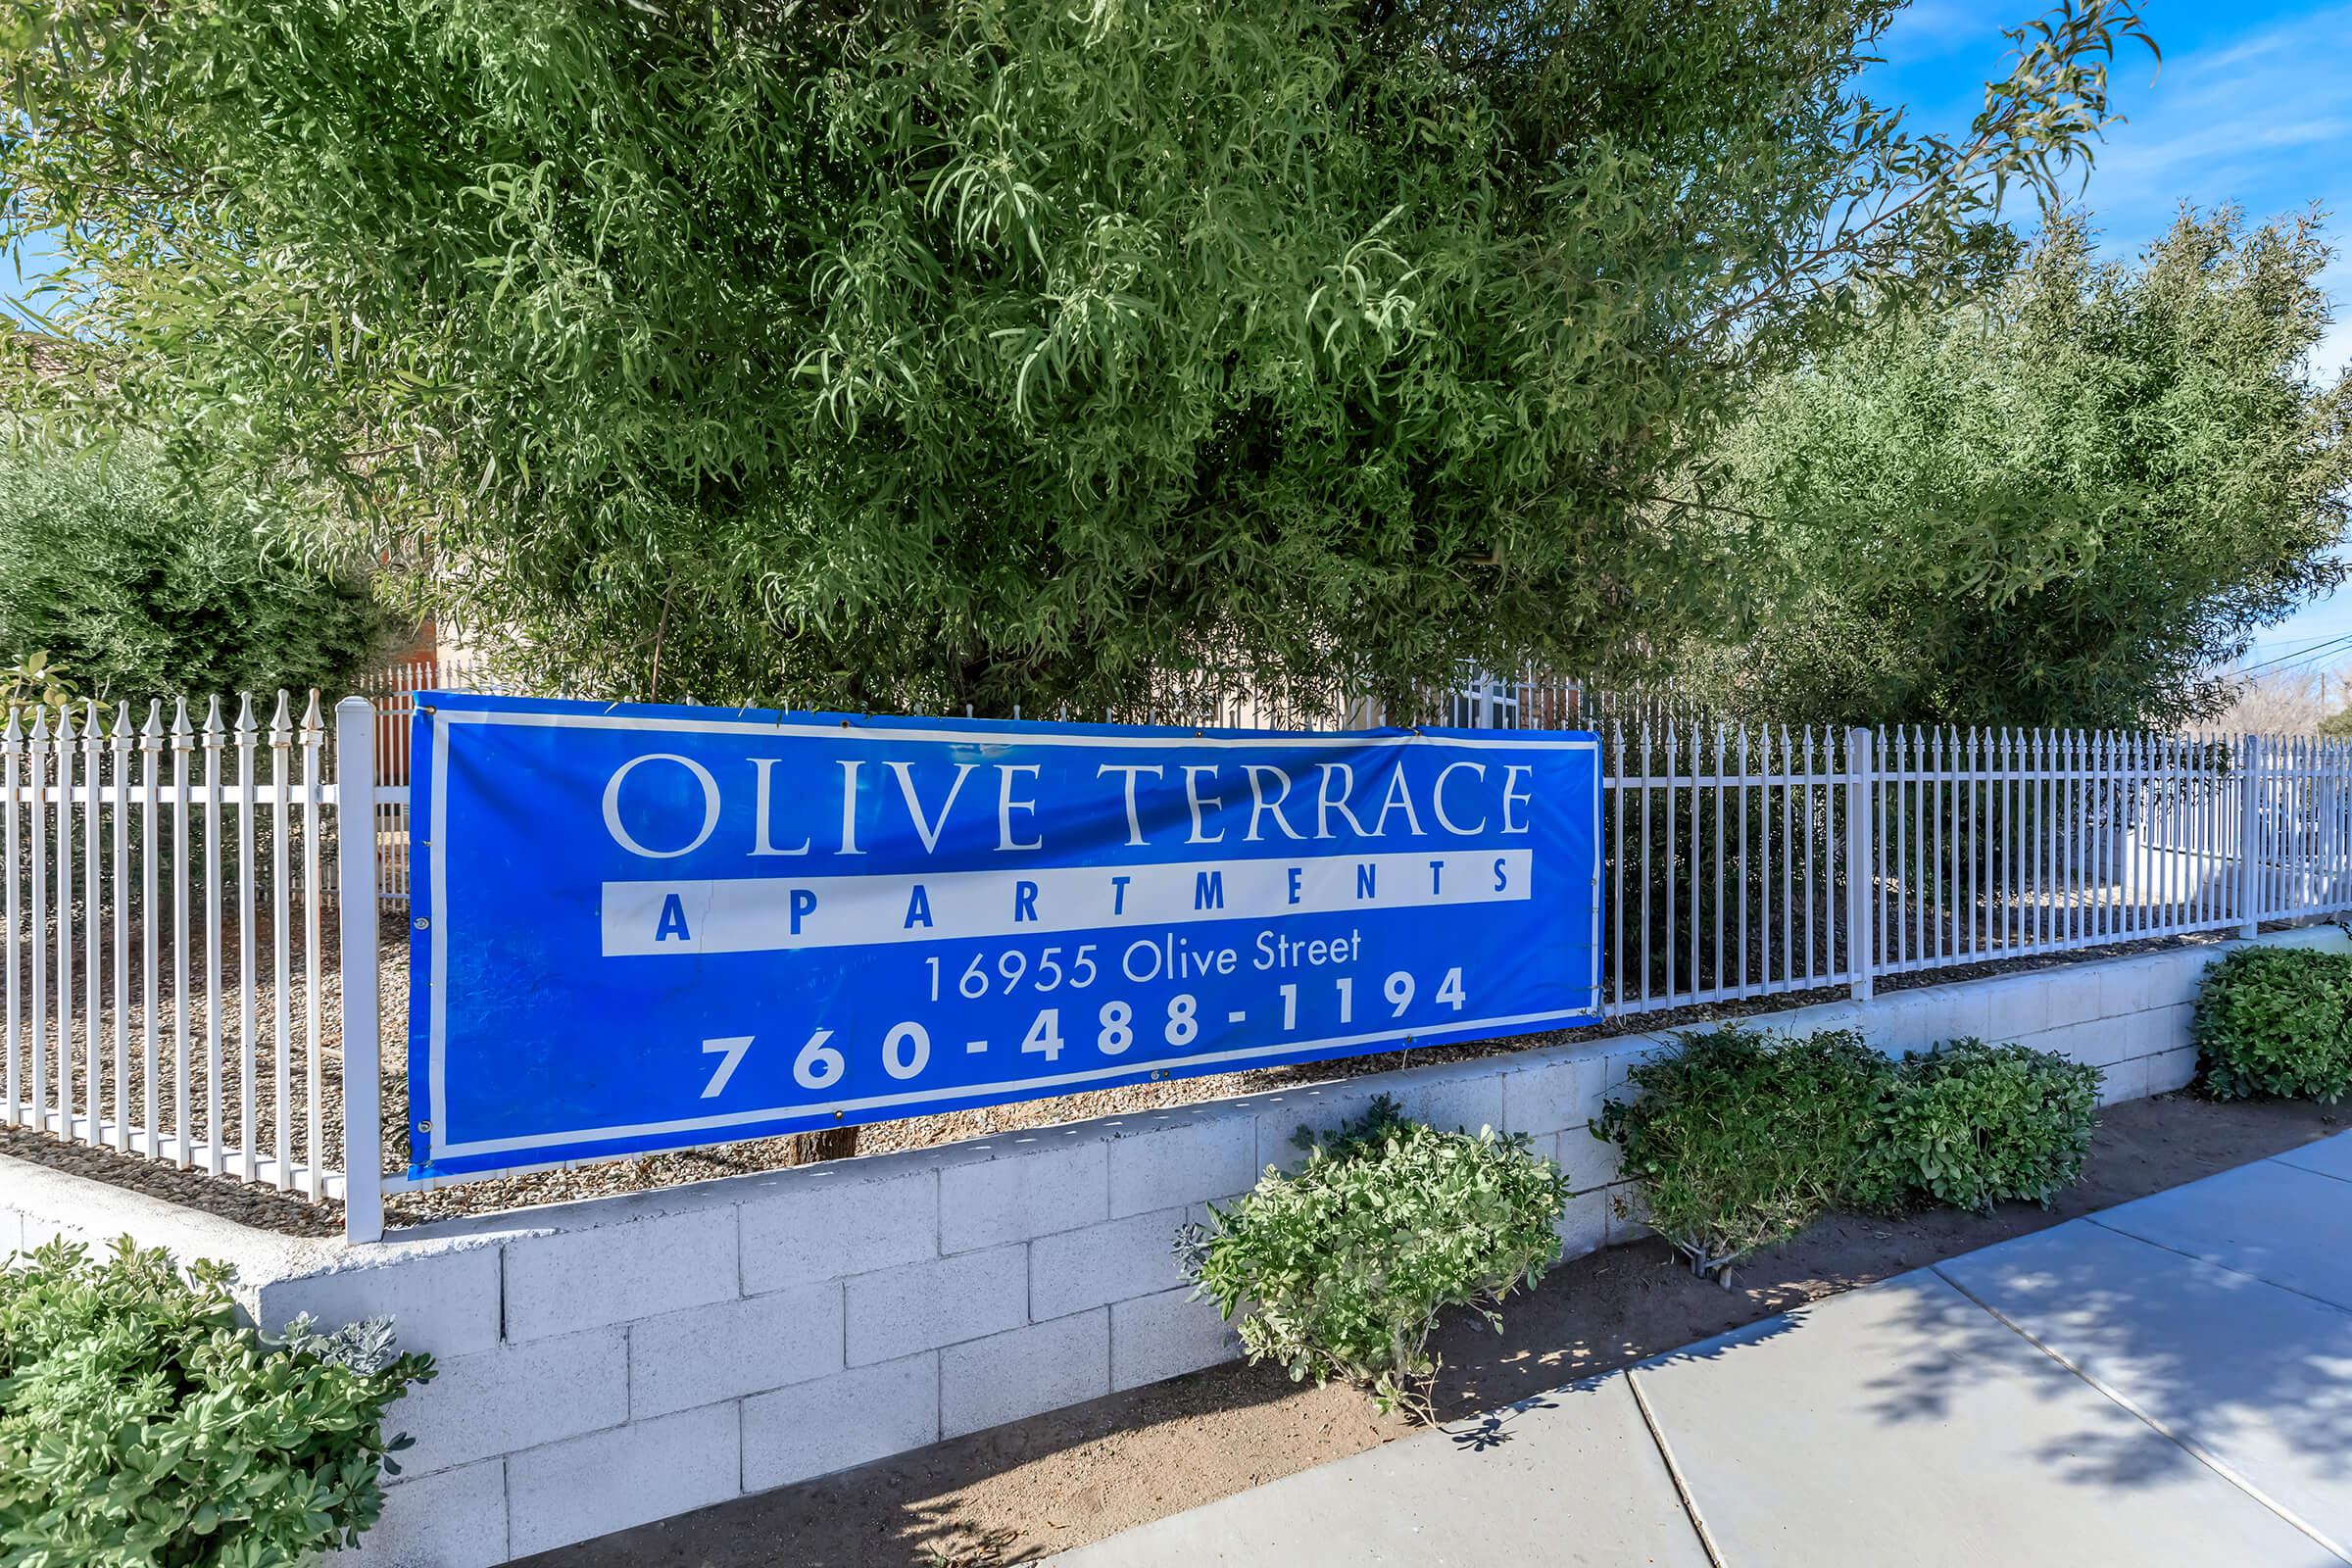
1;0;2150;715
1688;208;2352;730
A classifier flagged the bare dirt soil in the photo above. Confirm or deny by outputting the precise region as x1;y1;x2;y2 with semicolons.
523;1091;2344;1568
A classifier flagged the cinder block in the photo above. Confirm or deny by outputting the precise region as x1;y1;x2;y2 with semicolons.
2145;1046;2198;1094
1112;1286;1241;1391
395;1329;627;1476
2143;1002;2196;1053
2098;954;2171;1018
1254;1081;1388;1173
1500;1051;1609;1137
1031;1207;1189;1320
503;1206;738;1343
940;1308;1110;1438
1603;1181;1652;1247
630;1279;844;1419
1392;1067;1506;1138
1870;991;1943;1054
1984;976;2049;1042
742;1352;938;1492
939;1140;1106;1253
1107;1114;1258;1219
1555;1188;1608;1261
2041;965;2106;1029
254;1247;502;1360
2259;925;2349;954
738;1165;937;1294
507;1401;739;1557
2062;1018;2145;1068
2098;1055;2151;1106
844;1245;1026;1365
19;1208;93;1251
1602;1034;1676;1093
333;1457;506;1568
2013;1019;2104;1068
1909;982;1991;1047
2149;947;2221;1007
1751;1002;1845;1040
1552;1124;1621;1195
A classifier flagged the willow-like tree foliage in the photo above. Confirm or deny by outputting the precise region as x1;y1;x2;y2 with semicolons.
1688;208;2352;731
2;0;2151;714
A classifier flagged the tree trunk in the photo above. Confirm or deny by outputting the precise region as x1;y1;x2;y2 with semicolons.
786;1125;860;1165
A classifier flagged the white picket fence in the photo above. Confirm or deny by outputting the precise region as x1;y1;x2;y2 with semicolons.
1;694;350;1198
5;683;2350;1243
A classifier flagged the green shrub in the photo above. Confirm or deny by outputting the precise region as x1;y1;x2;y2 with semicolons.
1179;1096;1567;1417
1594;1026;1889;1278
0;441;388;701
0;1238;432;1567
2193;945;2352;1102
1855;1039;2100;1213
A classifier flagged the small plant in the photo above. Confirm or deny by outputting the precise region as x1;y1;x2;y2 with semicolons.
1;650;73;722
1594;1026;1889;1279
0;1237;433;1566
1854;1039;2100;1213
1177;1096;1568;1418
2193;945;2352;1102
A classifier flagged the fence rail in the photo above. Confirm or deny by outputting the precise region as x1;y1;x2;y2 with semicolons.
5;678;2350;1243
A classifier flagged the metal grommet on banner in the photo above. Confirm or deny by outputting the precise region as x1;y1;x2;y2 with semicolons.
414;916;429;930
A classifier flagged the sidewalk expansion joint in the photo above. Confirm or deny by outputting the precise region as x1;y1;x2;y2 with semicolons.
1929;1260;2352;1567
1624;1365;1729;1568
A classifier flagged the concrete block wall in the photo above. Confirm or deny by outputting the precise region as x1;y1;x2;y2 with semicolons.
2;927;2337;1566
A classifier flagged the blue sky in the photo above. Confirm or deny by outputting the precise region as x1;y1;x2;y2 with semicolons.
1863;0;2352;671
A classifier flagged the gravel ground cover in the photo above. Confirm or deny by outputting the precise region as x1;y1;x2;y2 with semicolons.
5;913;2236;1235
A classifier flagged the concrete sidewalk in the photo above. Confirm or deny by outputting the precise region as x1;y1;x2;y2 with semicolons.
1057;1133;2352;1567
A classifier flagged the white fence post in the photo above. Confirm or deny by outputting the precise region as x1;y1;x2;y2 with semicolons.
1845;726;1875;1001
336;697;385;1244
2237;733;2264;940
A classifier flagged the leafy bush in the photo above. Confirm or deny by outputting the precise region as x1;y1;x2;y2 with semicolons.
1179;1097;1567;1417
0;441;387;701
1593;1027;1889;1278
1854;1039;2100;1213
0;1238;432;1567
2194;945;2352;1102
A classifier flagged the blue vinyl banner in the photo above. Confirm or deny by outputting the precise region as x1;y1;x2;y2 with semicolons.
407;693;1600;1179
